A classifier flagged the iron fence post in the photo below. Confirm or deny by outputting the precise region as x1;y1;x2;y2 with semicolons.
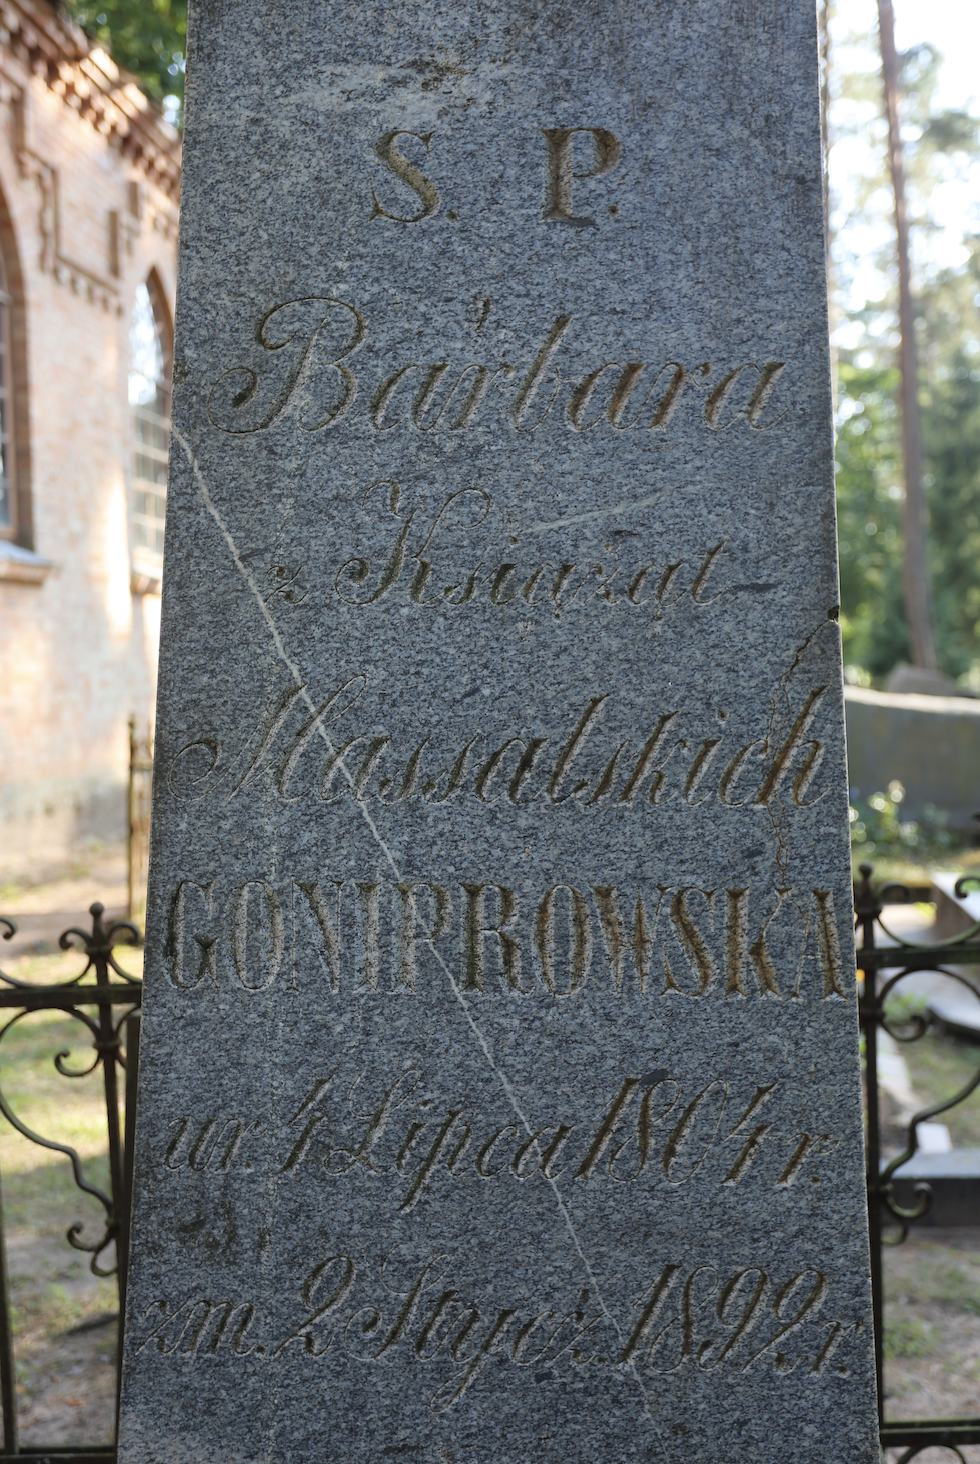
115;1011;140;1446
854;863;884;1424
0;1167;16;1456
0;921;16;1455
0;905;142;1461
127;715;136;925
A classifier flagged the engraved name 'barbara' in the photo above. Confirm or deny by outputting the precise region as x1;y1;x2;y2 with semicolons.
206;301;788;439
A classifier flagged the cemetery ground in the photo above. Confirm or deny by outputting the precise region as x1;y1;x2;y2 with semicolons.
0;845;132;1447
880;1023;980;1438
3;852;980;1452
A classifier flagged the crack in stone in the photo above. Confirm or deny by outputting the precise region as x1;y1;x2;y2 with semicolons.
761;615;836;883
173;427;667;1453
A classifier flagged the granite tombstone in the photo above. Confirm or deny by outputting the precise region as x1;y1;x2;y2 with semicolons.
118;3;880;1461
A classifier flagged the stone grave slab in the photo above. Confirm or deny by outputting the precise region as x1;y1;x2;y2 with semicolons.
118;3;880;1460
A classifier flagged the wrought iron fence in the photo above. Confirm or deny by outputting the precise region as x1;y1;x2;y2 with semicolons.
856;862;980;1459
0;906;141;1463
0;869;978;1459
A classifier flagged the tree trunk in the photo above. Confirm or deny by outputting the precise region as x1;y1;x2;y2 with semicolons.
877;0;937;668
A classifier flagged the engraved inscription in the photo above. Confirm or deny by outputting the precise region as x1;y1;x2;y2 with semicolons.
541;128;622;226
329;482;741;620
134;1250;863;1409
152;1069;842;1209
164;1116;263;1171
208;298;367;436
167;683;829;815
369;131;441;224
133;9;872;1452
207;301;788;437
163;875;851;1002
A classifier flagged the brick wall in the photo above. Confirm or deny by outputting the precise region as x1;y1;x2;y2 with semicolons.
0;9;178;872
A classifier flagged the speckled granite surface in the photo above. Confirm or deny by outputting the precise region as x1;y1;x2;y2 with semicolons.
117;3;879;1460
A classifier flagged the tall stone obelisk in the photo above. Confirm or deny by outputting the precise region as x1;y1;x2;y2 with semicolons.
118;5;879;1461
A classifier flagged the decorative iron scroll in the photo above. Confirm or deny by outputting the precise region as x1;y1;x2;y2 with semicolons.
0;904;140;1274
1;872;980;1460
855;862;980;1459
0;904;142;1457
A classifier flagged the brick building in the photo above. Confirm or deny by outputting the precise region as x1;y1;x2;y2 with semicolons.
0;1;179;872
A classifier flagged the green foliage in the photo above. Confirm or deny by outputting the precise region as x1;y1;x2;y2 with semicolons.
920;110;980;156
899;42;941;100
919;244;980;679
882;988;931;1030
837;252;980;682
832;30;980;687
849;780;957;861
64;0;186;113
835;358;909;675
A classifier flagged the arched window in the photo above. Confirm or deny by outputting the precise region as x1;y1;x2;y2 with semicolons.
129;277;171;587
0;256;16;537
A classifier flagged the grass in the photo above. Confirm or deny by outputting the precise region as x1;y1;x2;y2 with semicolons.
0;943;142;1235
882;1233;980;1421
885;1243;980;1318
883;1021;980;1148
885;1316;935;1360
0;944;141;1443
